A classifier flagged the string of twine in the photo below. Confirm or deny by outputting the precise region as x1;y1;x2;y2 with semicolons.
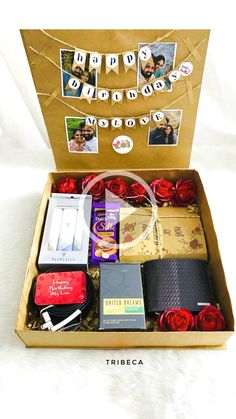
29;38;206;93
125;194;156;206
40;29;176;55
121;194;162;257
37;84;200;120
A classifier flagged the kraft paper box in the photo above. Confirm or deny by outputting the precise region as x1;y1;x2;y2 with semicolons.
15;170;234;348
15;29;234;348
119;206;207;262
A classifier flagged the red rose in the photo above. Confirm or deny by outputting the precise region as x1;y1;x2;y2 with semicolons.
150;178;174;206
56;177;79;194
106;177;129;199
157;308;194;331
82;174;105;201
172;178;197;206
195;306;225;331
129;182;148;203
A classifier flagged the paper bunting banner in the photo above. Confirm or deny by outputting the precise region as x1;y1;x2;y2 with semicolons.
98;119;109;128
65;77;81;95
97;89;110;102
152;79;165;91
77;110;178;130
126;89;138;101
80;84;95;102
125;118;136;128
141;84;153;100
64;109;180;130
30;45;195;103
89;53;102;73
111;90;123;106
61;60;193;101
40;28;175;67
106;54;119;74
64;110;179;132
169;70;181;83
139;116;150;127
138;45;152;62
152;111;165;125
122;51;136;72
40;82;200;129
86;116;97;126
111;118;123;130
64;69;191;103
73;50;86;71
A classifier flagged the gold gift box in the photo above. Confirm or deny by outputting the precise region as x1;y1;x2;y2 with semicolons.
119;207;161;263
119;206;207;262
159;206;207;260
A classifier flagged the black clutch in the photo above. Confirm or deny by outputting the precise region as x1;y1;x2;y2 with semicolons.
143;259;216;312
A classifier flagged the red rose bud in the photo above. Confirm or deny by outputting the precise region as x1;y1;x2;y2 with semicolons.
56;177;79;194
129;182;148;203
150;178;174;206
157;308;194;331
172;178;197;206
195;306;225;331
82;174;105;201
106;177;129;200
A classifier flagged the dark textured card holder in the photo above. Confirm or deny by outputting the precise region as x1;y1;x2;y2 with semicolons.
143;259;216;312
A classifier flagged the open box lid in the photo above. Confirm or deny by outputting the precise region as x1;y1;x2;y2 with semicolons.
21;29;210;171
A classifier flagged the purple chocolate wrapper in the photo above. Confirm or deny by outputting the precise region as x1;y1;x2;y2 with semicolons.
91;202;119;265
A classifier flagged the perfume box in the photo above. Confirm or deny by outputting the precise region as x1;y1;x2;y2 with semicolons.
38;194;92;271
99;263;146;330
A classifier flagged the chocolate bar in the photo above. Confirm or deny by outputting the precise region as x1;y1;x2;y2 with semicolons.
91;202;119;265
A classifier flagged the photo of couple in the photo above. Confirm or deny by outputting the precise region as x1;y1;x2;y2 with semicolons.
66;117;98;153
148;109;182;146
60;50;97;98
138;42;176;90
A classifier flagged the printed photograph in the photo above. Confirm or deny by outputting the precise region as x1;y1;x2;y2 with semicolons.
65;117;98;153
137;42;177;90
60;50;97;99
148;109;183;146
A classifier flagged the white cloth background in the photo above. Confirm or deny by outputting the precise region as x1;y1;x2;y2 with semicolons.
0;2;236;419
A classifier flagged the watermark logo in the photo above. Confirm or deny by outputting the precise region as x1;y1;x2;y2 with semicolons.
82;171;157;250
